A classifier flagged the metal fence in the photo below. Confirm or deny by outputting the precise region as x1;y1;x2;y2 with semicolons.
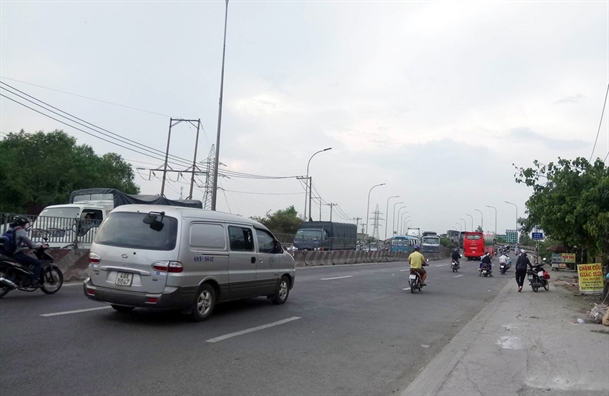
1;213;99;248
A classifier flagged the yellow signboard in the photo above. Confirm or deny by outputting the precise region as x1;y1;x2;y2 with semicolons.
577;263;604;294
562;253;576;263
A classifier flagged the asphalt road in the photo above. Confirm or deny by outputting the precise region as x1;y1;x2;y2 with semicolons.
0;257;512;396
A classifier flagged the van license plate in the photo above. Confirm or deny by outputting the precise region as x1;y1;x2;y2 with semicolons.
116;272;133;286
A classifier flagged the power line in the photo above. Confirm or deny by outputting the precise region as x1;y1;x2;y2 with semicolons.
0;76;170;117
0;82;196;169
590;83;609;162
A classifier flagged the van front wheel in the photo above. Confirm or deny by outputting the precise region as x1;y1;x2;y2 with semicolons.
192;284;215;322
271;276;290;305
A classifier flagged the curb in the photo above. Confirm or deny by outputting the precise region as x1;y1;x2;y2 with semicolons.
401;279;514;396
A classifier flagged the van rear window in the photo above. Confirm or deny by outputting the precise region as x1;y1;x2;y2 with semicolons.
94;212;178;251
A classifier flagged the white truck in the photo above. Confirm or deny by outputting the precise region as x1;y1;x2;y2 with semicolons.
30;188;202;249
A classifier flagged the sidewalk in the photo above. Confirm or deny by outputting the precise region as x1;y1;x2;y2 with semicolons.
402;275;609;396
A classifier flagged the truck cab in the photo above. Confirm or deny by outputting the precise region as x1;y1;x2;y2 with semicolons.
293;228;329;250
31;204;106;248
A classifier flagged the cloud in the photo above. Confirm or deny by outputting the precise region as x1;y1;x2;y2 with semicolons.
506;127;588;150
554;94;585;104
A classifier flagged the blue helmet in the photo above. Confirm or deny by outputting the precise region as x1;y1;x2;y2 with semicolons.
414;244;420;250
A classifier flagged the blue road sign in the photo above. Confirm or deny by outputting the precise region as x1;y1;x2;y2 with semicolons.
532;232;543;241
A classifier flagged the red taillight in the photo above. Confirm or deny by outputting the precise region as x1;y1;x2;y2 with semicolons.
146;297;158;304
152;261;183;273
89;253;100;265
86;288;95;296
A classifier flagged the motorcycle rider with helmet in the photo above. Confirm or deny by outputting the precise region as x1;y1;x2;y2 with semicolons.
479;251;493;275
408;245;428;286
451;248;461;265
4;215;46;286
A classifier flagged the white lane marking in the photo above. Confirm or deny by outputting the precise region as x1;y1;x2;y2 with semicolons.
320;275;353;281
400;269;409;272
41;306;111;317
454;274;463;278
62;282;84;287
435;264;445;267
403;288;411;291
206;317;301;343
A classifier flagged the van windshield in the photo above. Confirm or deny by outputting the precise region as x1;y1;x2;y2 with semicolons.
39;207;80;218
94;212;178;251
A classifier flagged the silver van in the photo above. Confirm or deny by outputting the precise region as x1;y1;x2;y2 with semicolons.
83;205;296;321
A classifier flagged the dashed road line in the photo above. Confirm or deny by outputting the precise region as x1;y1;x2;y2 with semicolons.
403;288;411;291
41;306;111;317
206;317;301;343
454;274;463;278
320;275;353;281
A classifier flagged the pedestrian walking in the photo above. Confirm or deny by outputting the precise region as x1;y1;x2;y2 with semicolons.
515;250;531;292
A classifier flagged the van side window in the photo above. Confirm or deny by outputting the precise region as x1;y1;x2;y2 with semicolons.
255;229;278;254
228;226;254;252
190;223;226;250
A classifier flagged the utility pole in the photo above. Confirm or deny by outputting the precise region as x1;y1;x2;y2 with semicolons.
325;203;336;222
308;176;313;222
353;217;362;233
188;119;201;199
211;0;230;211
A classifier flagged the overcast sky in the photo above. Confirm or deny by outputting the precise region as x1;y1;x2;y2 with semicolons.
1;0;608;236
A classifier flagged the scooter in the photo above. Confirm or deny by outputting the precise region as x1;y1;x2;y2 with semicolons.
409;261;429;293
499;260;511;275
479;263;493;277
451;259;460;272
0;245;63;298
527;262;550;292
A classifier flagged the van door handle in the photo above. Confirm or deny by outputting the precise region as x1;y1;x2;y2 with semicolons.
251;257;256;264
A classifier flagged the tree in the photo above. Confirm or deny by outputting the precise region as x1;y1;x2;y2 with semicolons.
476;225;483;232
251;206;302;234
0;130;139;213
440;237;456;249
515;157;609;295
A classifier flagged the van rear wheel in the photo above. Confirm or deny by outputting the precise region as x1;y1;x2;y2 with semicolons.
271;276;290;305
192;284;215;322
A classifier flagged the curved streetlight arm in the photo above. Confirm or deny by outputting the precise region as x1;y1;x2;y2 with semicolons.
505;201;519;244
385;196;400;240
365;183;385;235
304;148;332;220
392;201;404;237
460;218;467;231
466;214;474;232
486;205;497;237
396;206;407;235
474;209;483;232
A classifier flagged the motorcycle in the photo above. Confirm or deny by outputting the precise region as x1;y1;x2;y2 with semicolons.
409;261;429;293
479;263;493;277
0;245;63;298
527;262;550;292
451;259;460;272
499;260;511;275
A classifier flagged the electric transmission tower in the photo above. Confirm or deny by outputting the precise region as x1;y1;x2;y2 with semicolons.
370;204;384;240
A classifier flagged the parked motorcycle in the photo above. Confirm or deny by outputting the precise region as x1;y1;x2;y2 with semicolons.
409;261;429;293
527;262;550;292
479;263;493;277
0;245;63;298
451;259;460;272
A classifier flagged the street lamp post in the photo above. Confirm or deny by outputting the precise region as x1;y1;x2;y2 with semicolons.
486;205;497;236
399;212;409;234
385;196;400;240
304;148;332;221
404;220;411;232
211;0;230;211
396;206;407;235
401;215;411;235
460;218;467;231
456;223;462;232
475;209;484;232
365;183;385;235
392;201;404;236
505;201;519;244
466;214;474;232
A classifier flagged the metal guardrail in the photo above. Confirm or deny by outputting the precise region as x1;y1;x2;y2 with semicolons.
1;213;100;248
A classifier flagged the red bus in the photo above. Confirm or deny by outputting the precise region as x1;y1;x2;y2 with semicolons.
463;232;485;260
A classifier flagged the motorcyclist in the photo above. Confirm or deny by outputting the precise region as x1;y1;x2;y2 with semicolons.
499;252;510;267
408;245;428;286
451;248;461;265
5;215;45;286
479;252;493;275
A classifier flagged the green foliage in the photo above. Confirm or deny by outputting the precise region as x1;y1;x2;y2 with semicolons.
440;237;456;249
476;225;483;232
251;205;302;234
0;130;139;213
514;157;609;258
